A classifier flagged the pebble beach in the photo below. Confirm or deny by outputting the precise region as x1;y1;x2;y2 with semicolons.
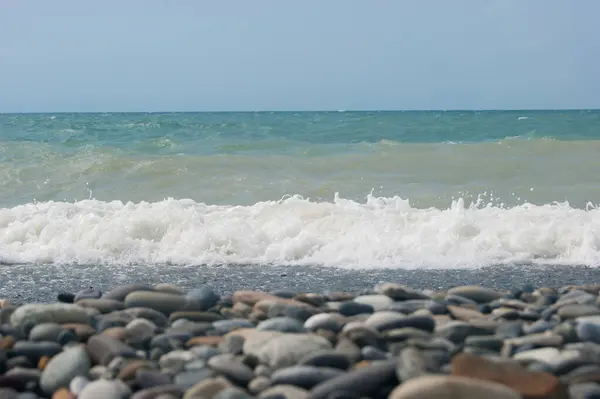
3;277;600;399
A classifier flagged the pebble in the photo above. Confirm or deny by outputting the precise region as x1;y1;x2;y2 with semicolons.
10;304;90;333
28;323;64;342
256;334;332;369
451;352;561;397
258;385;307;399
309;358;398;399
338;302;373;317
124;291;195;315
447;286;505;303
40;346;91;395
303;314;345;333
5;282;600;399
207;354;254;386
374;283;429;301
187;286;221;310
256;317;304;333
78;379;131;399
74;288;103;302
389;375;521;399
352;295;394;311
558;304;600;319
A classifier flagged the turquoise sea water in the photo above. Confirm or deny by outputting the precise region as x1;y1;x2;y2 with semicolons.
1;110;600;268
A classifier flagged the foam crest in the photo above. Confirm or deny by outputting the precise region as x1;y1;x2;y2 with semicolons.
1;194;600;268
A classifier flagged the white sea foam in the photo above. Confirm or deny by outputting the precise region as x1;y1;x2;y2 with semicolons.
1;194;599;268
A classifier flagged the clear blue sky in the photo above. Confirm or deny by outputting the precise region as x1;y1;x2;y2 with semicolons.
1;0;598;112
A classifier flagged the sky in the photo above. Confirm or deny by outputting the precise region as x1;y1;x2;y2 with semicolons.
0;0;599;112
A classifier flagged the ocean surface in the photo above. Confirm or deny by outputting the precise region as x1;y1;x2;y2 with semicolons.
1;110;600;270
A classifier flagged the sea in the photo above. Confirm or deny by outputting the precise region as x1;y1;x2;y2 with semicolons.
1;110;600;277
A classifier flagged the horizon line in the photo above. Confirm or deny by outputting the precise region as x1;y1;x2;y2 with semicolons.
1;107;599;115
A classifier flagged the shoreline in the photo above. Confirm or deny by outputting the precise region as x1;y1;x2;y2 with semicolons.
3;263;600;304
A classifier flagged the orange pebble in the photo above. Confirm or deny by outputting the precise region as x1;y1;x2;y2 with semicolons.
52;388;76;399
38;356;51;370
0;336;14;350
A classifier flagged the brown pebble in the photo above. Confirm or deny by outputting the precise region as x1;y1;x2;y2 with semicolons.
389;375;520;399
62;323;97;341
232;291;278;306
187;336;224;347
448;305;487;321
0;336;14;350
233;291;313;310
102;327;130;341
52;388;76;399
38;356;51;370
327;292;356;301
294;293;327;307
452;353;561;398
354;360;372;369
253;298;313;313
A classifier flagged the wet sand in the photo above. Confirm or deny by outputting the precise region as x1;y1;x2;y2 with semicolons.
2;263;600;304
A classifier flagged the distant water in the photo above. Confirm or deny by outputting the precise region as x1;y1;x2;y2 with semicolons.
1;110;600;268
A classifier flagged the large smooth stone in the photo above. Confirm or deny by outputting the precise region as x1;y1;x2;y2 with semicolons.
558;305;600;319
447;286;504;304
352;295;394;311
125;291;198;315
28;323;64;342
303;314;345;333
11;341;63;362
255;334;332;369
513;347;564;367
338;301;374;317
187;286;220;310
40;345;91;395
389;375;521;399
10;304;90;332
103;284;153;301
452;353;561;398
78;379;131;399
577;316;600;344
